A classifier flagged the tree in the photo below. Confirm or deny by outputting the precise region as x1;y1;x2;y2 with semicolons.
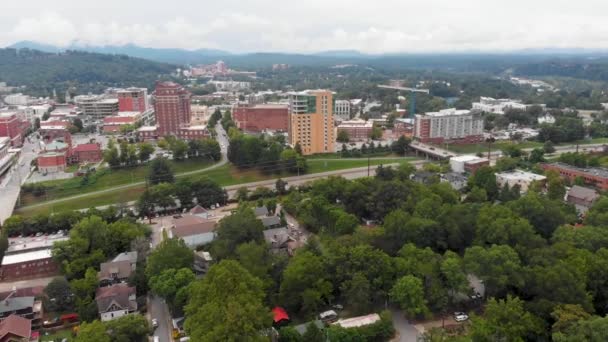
185;260;271;342
528;148;545;163
464;245;523;297
470;296;543;342
337;129;350;143
136;189;156;223
294;142;302;155
171;139;189;160
0;229;7;264
302;323;324;342
468;166;498;200
147;158;174;185
548;177;566;201
138;142;154;162
551;304;592;334
149;268;195;314
370;124;383;140
146;238;194;277
212;207;265;259
75;320;110;342
553;315;608;341
279;251;333;314
105;314;151;342
73;118;83;132
391;136;411;155
275;178;288;195
475;205;541;248
44;277;74;312
544;140;556;153
103;146;120;168
440;253;468;306
340;273;372;315
390;275;430;318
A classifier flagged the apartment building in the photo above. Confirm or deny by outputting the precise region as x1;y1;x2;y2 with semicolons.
472;97;545;114
414;108;484;144
117;87;148;113
334;100;351;121
154;81;192;137
288;90;335;155
337;119;373;141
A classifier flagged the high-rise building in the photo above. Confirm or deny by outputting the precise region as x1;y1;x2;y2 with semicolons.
154;82;192;137
74;95;119;120
117;88;148;113
334;100;351;120
288;90;335;155
414;108;484;144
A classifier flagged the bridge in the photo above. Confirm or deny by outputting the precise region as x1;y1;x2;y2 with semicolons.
409;141;458;160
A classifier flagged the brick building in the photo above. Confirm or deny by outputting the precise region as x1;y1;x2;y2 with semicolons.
541;162;608;191
0;112;26;147
39;126;72;145
37;152;67;173
337;120;373;141
288;90;335;155
71;143;102;164
154;82;192;137
0;250;60;280
117;88;148;113
233;104;289;132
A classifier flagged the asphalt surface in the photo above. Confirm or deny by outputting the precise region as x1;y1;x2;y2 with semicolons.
148;295;172;342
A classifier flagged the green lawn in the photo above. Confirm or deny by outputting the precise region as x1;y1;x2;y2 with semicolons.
40;329;73;342
20;159;215;207
16;158;418;216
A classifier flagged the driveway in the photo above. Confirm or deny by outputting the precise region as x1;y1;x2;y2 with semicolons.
390;308;421;342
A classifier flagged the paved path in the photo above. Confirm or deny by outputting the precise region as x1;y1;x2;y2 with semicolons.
390;308;420;342
148;295;172;342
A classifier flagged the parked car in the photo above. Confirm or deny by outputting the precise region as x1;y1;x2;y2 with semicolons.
152;318;159;328
454;312;469;322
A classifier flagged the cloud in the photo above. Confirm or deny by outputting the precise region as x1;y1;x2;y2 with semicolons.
5;2;608;53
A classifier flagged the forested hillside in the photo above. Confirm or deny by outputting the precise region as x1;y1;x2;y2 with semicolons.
0;48;177;97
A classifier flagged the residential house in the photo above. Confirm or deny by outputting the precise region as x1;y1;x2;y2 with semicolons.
0;296;42;328
263;228;296;255
260;216;284;230
496;170;547;193
411;172;439;185
193;251;213;275
169;215;218;248
441;172;469;191
566;185;600;213
253;207;269;218
0;314;36;342
97;252;138;286
189;205;210;219
95;283;137;322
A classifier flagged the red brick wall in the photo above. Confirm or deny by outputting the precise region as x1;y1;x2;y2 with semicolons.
233;106;289;132
542;164;608;190
0;257;60;281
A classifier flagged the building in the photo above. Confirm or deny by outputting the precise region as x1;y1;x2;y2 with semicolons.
496;170;547;193
332;314;381;329
337;120;373;141
233;104;289;132
414;108;484;144
334;100;351;120
169;215;218;248
288;90;335;155
23;104;51;125
0;112;26;147
0;138;14;177
472;97;545;114
95;284;137;322
0;297;42;325
566;185;600;213
209;81;250;92
441;172;469;191
74;95;119;120
542;162;608;191
136;126;157;141
3;94;32;106
393;118;414;138
0;250;61;281
177;125;210;141
98;252;138;286
154;82;192;137
38;126;71;145
70;143;102;164
117;88;148;113
449;155;490;174
190;105;210;125
0;314;35;342
263;227;294;254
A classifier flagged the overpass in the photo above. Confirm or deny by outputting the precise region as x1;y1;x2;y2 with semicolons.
409;141;457;160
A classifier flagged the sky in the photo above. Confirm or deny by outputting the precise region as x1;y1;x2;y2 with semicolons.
2;0;608;54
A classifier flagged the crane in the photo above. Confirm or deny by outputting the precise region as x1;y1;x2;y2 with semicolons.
377;85;430;118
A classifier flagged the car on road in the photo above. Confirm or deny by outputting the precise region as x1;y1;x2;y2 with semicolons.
454;312;469;322
152;318;158;328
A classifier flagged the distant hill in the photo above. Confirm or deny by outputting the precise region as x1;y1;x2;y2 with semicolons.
8;41;231;64
0;48;177;97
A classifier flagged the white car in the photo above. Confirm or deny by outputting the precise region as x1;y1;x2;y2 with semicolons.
454;312;469;322
152;318;159;328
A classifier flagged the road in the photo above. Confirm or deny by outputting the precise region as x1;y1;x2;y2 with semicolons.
0;136;39;224
18;125;231;212
148;295;172;342
390;308;420;342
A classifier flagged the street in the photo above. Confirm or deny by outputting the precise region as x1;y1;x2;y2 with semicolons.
148;295;172;342
390;308;420;342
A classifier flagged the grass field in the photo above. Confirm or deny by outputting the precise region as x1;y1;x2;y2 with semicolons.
15;158;417;216
40;329;73;342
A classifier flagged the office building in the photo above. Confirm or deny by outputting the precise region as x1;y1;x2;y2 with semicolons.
117;88;148;113
3;94;31;106
337;119;373;141
334;100;351;120
233;104;289;132
0;112;27;147
450;155;490;174
414;108;484;144
154;82;192;137
74;95;119;120
288;90;335;155
541;162;608;191
472;97;545;114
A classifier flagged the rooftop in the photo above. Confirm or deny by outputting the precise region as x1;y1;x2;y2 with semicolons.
338;120;373;128
2;249;53;265
172;215;217;238
496;170;547;182
0;297;35;314
137;126;157;132
7;235;68;254
424;108;472;117
0;314;31;340
451;155;486;163
333;313;381;329
73;143;101;153
547;162;608;179
567;185;600;201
